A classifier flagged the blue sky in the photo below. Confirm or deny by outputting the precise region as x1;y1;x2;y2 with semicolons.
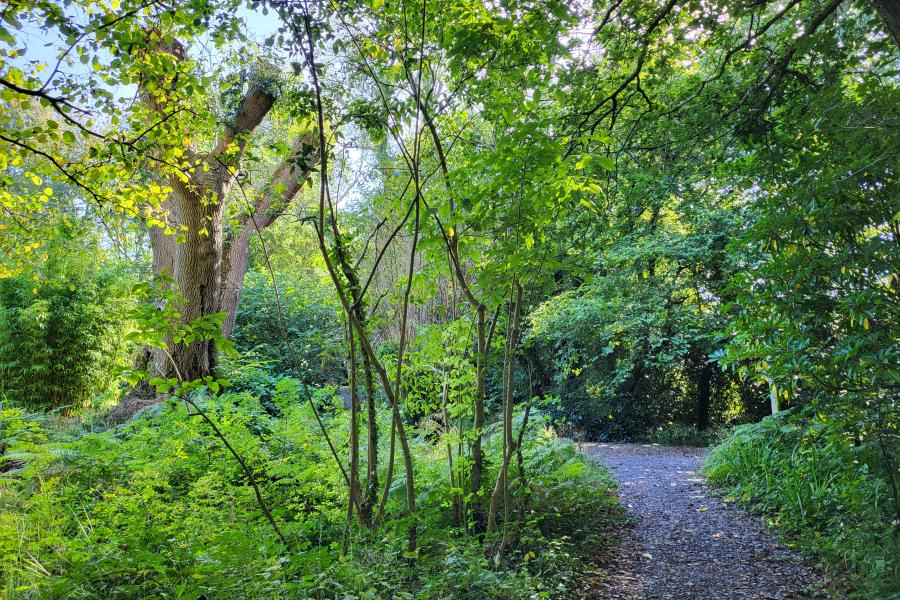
15;3;281;96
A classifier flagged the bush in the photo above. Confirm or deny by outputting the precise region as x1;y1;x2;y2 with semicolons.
643;423;726;447
232;271;344;385
0;383;621;599
705;410;900;598
524;285;761;442
0;401;47;475
0;263;132;411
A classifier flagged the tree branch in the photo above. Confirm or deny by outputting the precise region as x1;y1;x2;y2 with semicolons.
233;134;318;235
208;87;278;162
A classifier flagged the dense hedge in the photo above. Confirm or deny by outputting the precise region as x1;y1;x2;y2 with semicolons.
0;265;131;411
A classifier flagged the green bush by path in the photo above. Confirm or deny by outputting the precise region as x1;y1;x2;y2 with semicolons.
705;411;900;598
642;423;727;447
0;387;621;599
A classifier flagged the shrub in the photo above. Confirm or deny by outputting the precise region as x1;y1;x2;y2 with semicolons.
0;401;47;474
524;285;761;441
0;383;621;599
0;264;132;411
643;423;726;447
705;410;900;598
232;271;344;385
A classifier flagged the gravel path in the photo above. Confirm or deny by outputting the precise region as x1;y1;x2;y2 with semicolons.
580;443;833;600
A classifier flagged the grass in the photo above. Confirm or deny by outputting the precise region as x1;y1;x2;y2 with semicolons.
705;410;899;599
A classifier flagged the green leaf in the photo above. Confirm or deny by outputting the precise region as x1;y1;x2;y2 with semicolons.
596;156;615;171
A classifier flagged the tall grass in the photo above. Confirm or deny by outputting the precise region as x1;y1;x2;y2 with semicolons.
705;411;899;598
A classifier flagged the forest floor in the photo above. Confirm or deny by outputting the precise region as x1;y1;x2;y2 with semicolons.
579;443;834;600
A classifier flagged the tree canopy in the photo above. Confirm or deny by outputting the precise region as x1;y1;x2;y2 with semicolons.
0;0;897;597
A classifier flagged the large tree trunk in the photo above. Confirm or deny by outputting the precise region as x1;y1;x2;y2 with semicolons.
145;133;316;381
147;202;177;379
218;136;317;338
219;227;252;339
871;0;900;49
112;205;181;422
148;221;176;278
134;34;276;386
116;35;323;420
171;174;227;381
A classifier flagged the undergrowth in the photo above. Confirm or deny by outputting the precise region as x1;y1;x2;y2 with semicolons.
0;383;621;599
705;410;900;599
642;423;727;447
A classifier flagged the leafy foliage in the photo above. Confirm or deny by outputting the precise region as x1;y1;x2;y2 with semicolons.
706;410;899;597
0;252;132;411
232;271;344;384
0;0;897;596
525;233;756;441
0;402;47;475
0;380;620;599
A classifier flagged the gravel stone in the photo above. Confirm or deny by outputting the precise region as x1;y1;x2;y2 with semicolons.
578;443;834;600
